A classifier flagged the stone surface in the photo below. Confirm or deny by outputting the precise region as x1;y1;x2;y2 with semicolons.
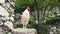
0;0;5;4
0;27;5;34
0;6;9;17
12;28;37;34
4;21;37;34
0;0;15;34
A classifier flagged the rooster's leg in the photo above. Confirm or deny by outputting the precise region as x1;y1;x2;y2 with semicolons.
23;24;26;29
23;21;26;29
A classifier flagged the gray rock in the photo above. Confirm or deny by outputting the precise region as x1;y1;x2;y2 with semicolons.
12;28;37;34
0;27;5;34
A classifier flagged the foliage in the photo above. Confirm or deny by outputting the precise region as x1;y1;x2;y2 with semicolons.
46;17;60;25
14;24;23;28
15;0;34;13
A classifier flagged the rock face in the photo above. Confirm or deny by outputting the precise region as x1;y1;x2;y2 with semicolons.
0;6;9;17
12;28;37;34
0;0;15;34
0;27;5;34
0;0;5;4
0;0;15;14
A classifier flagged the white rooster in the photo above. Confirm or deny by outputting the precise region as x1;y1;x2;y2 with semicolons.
21;5;30;29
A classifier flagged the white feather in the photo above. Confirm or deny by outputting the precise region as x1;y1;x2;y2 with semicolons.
21;9;30;26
